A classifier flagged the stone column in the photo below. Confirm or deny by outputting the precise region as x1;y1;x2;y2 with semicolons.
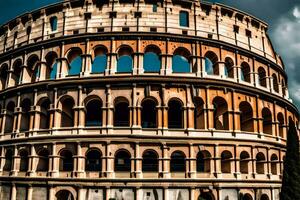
76;86;85;128
14;93;21;134
106;38;117;75
105;142;114;178
57;58;68;79
135;143;142;178
27;186;33;200
234;145;241;179
28;145;37;177
189;144;196;178
0;147;5;175
186;85;194;131
77;187;85;200
213;144;221;178
11;184;17;200
161;143;170;178
81;54;92;77
11;146;18;176
218;61;226;78
50;143;59;177
75;142;85;178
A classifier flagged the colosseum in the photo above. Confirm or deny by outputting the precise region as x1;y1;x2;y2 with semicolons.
0;0;298;199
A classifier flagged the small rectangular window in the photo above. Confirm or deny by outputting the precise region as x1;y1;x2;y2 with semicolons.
73;30;79;35
84;12;92;20
122;27;129;32
134;12;142;18
246;29;252;38
233;25;239;33
150;27;157;32
97;28;104;32
109;11;117;18
153;4;157;12
179;11;189;27
50;16;58;32
182;30;187;35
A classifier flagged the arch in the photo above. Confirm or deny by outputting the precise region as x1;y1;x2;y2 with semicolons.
221;150;232;173
60;97;75;127
170;151;186;172
224;57;234;78
277;112;284;138
50;16;58;32
256;152;266;174
85;98;102;126
258;67;267;87
198;192;215;200
196;150;211;173
260;194;270;200
59;149;73;171
55;190;74;200
144;45;161;72
239;101;254;132
141;99;157;128
0;64;8;90
213;97;229;130
20;98;31;132
92;46;108;73
168;99;183;129
45;51;58;80
179;11;189;27
194;97;205;129
3;149;13;171
240;151;250;174
241;62;251;83
114;149;131;172
19;149;29;172
117;46;133;73
67;48;82;76
262;108;272;135
4;101;15;133
172;47;191;73
272;74;279;92
27;54;40;82
114;97;130;127
271;154;278;175
12;59;22;86
142;150;159;172
204;51;218;75
39;98;51;129
36;148;49;172
282;79;286;96
85;149;102;172
242;194;253;200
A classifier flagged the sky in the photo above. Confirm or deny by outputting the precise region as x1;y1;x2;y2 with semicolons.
0;0;299;109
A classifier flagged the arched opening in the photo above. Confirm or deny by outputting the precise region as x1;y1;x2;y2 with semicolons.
221;151;232;173
45;52;58;80
115;150;131;172
85;149;102;172
60;149;73;171
282;79;287;96
67;48;82;76
27;55;40;82
144;45;161;72
172;48;191;73
117;46;133;73
260;194;269;200
142;150;159;172
241;62;251;83
60;97;75;128
20;99;31;132
277;113;284;138
258;67;267;87
204;51;218;75
170;151;186;172
256;152;265;174
213;97;229;130
239;101;254;132
240;151;250;174
168;99;183;129
272;74;279;93
196;150;211;173
39;98;51;129
242;194;253;200
36;148;49;172
55;190;74;200
262;108;272;135
194;97;205;130
141;99;157;128
3;149;13;171
92;46;107;73
198;192;215;200
4;102;15;133
271;154;278;175
0;64;8;90
50;16;58;32
224;57;234;78
85;99;102;126
19;149;29;172
12;59;22;86
114;98;130;127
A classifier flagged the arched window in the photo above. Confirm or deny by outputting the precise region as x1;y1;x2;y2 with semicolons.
85;99;102;126
260;194;270;200
55;190;74;200
277;113;284;138
168;99;183;129
45;52;58;80
170;151;186;172
115;150;131;172
19;149;29;172
50;16;58;32
60;97;75;127
221;151;232;173
12;59;22;86
262;108;272;135
141;99;157;128
172;48;191;73
117;46;133;73
60;150;73;171
20;99;31;132
258;67;267;87
239;101;254;132
272;74;279;93
198;192;215;200
271;154;278;175
204;51;218;75
144;45;161;72
196;151;211;173
179;11;189;27
0;64;8;90
213;97;229;130
92;46;107;73
39;98;51;129
256;152;265;174
114;98;130;127
27;55;40;82
142;150;159;172
4;102;15;133
282;79;286;96
241;62;251;83
194;97;205;129
240;151;250;174
67;48;82;76
224;57;234;78
36;149;49;172
3;149;13;171
85;149;102;172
